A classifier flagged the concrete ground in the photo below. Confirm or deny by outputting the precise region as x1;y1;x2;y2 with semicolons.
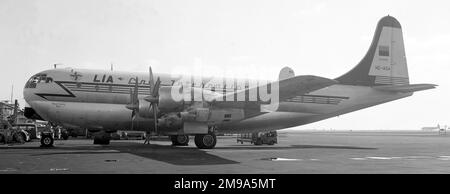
1;130;450;174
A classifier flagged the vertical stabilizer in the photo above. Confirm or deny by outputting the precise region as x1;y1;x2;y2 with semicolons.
279;67;295;80
336;16;409;86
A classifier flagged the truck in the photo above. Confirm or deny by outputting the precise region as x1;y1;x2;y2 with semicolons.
237;131;278;145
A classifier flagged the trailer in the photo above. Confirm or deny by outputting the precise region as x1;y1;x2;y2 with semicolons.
237;131;278;145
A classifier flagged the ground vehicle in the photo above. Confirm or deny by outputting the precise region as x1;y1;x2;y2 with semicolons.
0;125;31;144
237;131;278;145
120;131;146;140
12;123;36;140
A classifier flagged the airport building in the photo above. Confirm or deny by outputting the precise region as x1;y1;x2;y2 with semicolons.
0;100;30;124
0;101;15;121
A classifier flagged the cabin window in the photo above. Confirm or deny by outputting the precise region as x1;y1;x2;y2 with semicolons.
45;77;53;83
379;46;390;57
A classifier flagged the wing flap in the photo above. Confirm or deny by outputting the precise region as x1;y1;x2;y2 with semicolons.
211;75;338;108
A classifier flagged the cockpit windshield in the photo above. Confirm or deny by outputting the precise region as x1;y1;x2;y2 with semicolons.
25;74;53;88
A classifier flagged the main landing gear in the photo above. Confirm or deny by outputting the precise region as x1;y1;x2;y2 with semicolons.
170;133;217;149
171;135;190;146
194;133;217;149
93;132;111;145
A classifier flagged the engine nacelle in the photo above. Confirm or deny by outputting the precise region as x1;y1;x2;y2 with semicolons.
137;86;185;118
157;112;208;134
158;86;185;113
158;113;183;130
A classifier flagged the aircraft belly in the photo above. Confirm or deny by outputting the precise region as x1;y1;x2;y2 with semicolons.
217;112;314;133
29;101;151;131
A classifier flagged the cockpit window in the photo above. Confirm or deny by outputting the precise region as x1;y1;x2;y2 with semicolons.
25;74;54;88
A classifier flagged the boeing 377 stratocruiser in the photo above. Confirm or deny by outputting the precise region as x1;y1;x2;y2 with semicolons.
23;16;436;148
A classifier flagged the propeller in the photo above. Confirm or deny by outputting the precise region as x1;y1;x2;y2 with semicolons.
126;77;140;130
144;67;161;135
125;68;161;134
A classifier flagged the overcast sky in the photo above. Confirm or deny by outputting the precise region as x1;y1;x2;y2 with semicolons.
1;0;448;130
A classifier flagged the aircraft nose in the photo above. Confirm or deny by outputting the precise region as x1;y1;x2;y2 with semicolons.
23;71;49;104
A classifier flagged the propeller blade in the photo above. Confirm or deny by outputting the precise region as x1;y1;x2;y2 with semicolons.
149;67;155;94
130;110;135;130
127;77;140;131
153;105;158;134
152;77;161;97
129;88;133;104
134;76;139;100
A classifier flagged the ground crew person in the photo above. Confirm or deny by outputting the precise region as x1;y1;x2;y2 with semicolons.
144;131;151;144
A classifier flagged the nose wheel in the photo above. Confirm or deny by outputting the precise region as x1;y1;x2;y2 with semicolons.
194;133;217;149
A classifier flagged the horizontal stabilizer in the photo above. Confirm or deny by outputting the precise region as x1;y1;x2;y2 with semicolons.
374;84;437;93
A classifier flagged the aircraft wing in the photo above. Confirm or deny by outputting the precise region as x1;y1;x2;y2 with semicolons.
210;75;338;109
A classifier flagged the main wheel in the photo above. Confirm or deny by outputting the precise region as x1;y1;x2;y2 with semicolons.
93;133;111;145
171;135;190;146
40;135;54;147
254;139;262;145
194;133;217;149
93;137;110;145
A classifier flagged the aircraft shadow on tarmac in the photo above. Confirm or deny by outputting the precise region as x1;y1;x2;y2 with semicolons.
0;143;239;166
0;142;375;166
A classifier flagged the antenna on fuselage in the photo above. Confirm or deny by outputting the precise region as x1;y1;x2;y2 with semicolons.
110;63;114;71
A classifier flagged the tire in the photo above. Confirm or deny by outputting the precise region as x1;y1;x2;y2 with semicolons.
93;137;110;145
171;135;189;146
0;134;5;144
194;133;217;149
268;141;275;145
93;133;110;145
40;135;54;147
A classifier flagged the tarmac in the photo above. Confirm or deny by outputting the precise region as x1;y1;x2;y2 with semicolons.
1;130;450;174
